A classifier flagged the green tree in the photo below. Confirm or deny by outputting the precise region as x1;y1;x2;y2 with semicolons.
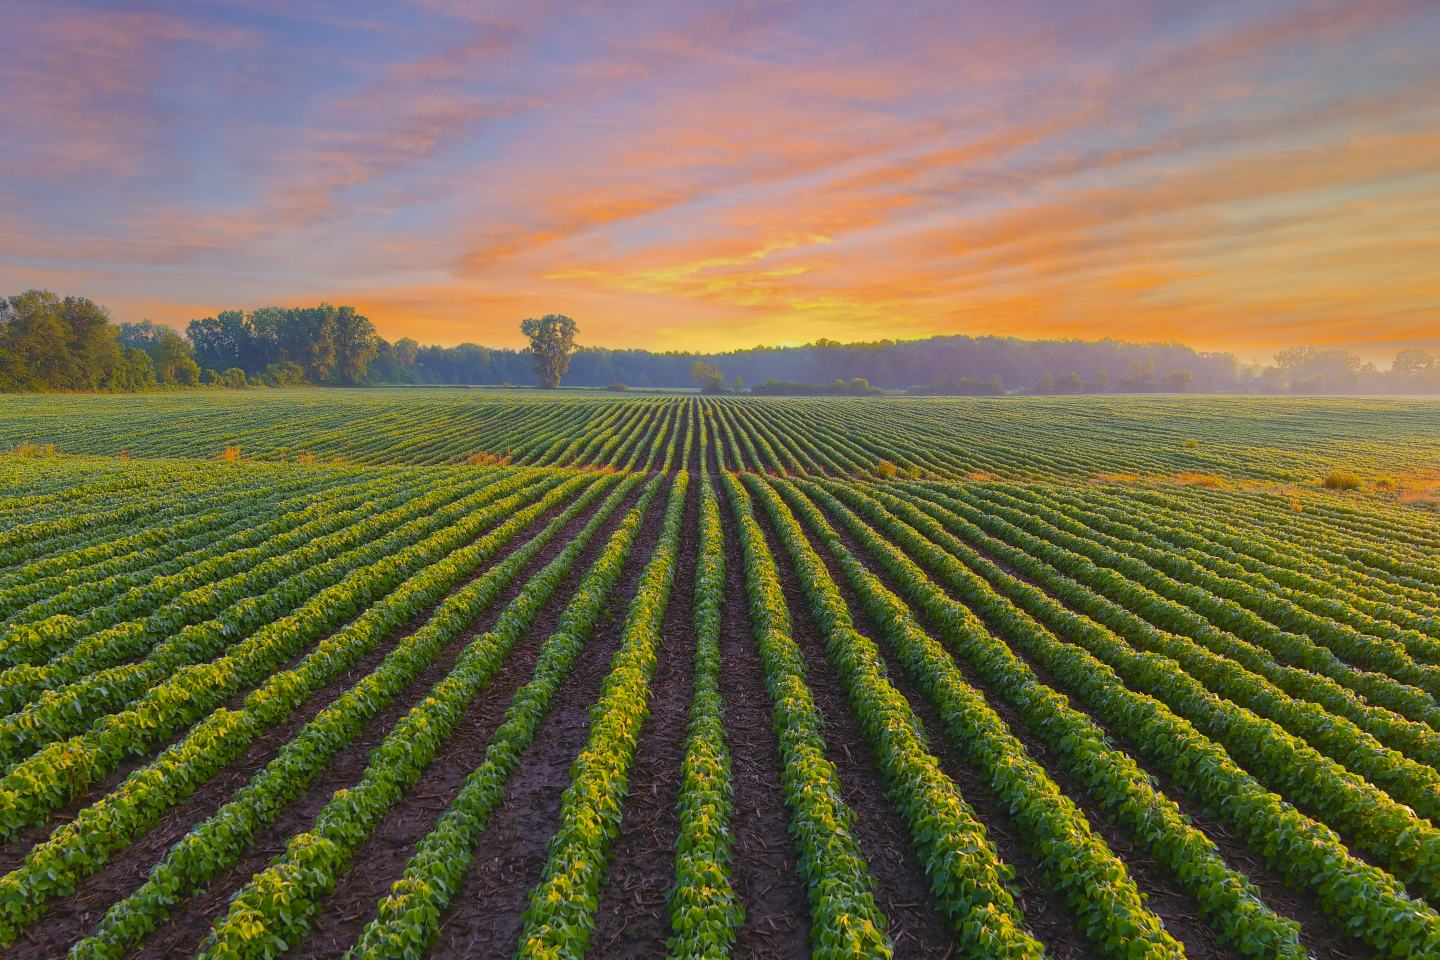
521;314;579;388
692;361;726;393
264;360;308;386
332;306;378;384
0;290;145;391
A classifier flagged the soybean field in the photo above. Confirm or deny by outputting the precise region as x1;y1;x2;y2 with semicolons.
2;392;1440;960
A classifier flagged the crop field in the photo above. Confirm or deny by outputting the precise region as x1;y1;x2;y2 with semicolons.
1;394;1439;960
4;389;1440;484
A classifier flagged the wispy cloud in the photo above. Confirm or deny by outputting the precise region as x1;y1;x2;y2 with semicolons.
2;0;1437;360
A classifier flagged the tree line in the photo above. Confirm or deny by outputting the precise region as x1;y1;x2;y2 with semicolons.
3;288;1438;395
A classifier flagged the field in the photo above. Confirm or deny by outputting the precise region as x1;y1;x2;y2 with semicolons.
1;392;1439;960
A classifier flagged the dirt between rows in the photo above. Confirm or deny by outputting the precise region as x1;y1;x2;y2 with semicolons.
747;488;956;956
5;478;630;960
811;482;1367;960
713;482;812;959
588;470;698;955
419;477;672;957
0;476;509;871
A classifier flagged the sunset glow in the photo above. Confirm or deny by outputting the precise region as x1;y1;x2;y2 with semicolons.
2;0;1437;361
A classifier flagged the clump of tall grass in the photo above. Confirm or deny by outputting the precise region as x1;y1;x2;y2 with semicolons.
1175;472;1227;488
1322;470;1362;491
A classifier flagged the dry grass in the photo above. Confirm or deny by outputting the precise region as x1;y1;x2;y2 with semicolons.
14;442;56;457
1396;472;1440;508
1093;472;1140;484
296;451;316;465
872;459;899;480
466;451;511;467
967;470;997;482
1183;439;1200;449
1174;472;1228;488
219;446;242;462
1321;470;1362;492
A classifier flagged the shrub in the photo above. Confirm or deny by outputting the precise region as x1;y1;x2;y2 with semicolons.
1322;470;1362;491
1175;472;1226;488
872;459;899;480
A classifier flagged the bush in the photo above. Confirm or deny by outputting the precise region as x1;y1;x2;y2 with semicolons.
606;382;629;392
1322;470;1362;491
265;361;308;386
1175;472;1227;488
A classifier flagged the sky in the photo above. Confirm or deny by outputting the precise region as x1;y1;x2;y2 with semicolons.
1;0;1437;362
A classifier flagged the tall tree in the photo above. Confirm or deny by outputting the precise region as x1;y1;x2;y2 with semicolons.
520;314;578;388
691;360;726;393
0;290;152;392
332;305;379;384
119;321;199;385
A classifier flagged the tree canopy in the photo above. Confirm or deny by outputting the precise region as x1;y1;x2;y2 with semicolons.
520;314;579;388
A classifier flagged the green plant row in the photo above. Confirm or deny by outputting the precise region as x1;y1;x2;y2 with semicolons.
905;486;1440;774
0;473;597;947
900;486;1440;818
769;475;1197;959
0;467;385;629
720;471;893;960
0;469;517;765
918;485;1440;896
0;470;451;710
928;484;1440;734
666;438;741;959
976;485;1440;701
815;479;1316;957
0;469;556;840
1063;486;1438;639
0;470;349;623
195;473;665;959
341;474;660;960
61;471;630;960
843;481;1439;957
516;470;689;958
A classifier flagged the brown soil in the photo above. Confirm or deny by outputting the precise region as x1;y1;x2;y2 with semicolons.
5;483;616;960
714;482;812;959
799;490;1102;958
748;490;955;956
285;481;651;960
868;488;1368;960
421;479;669;958
586;469;698;955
